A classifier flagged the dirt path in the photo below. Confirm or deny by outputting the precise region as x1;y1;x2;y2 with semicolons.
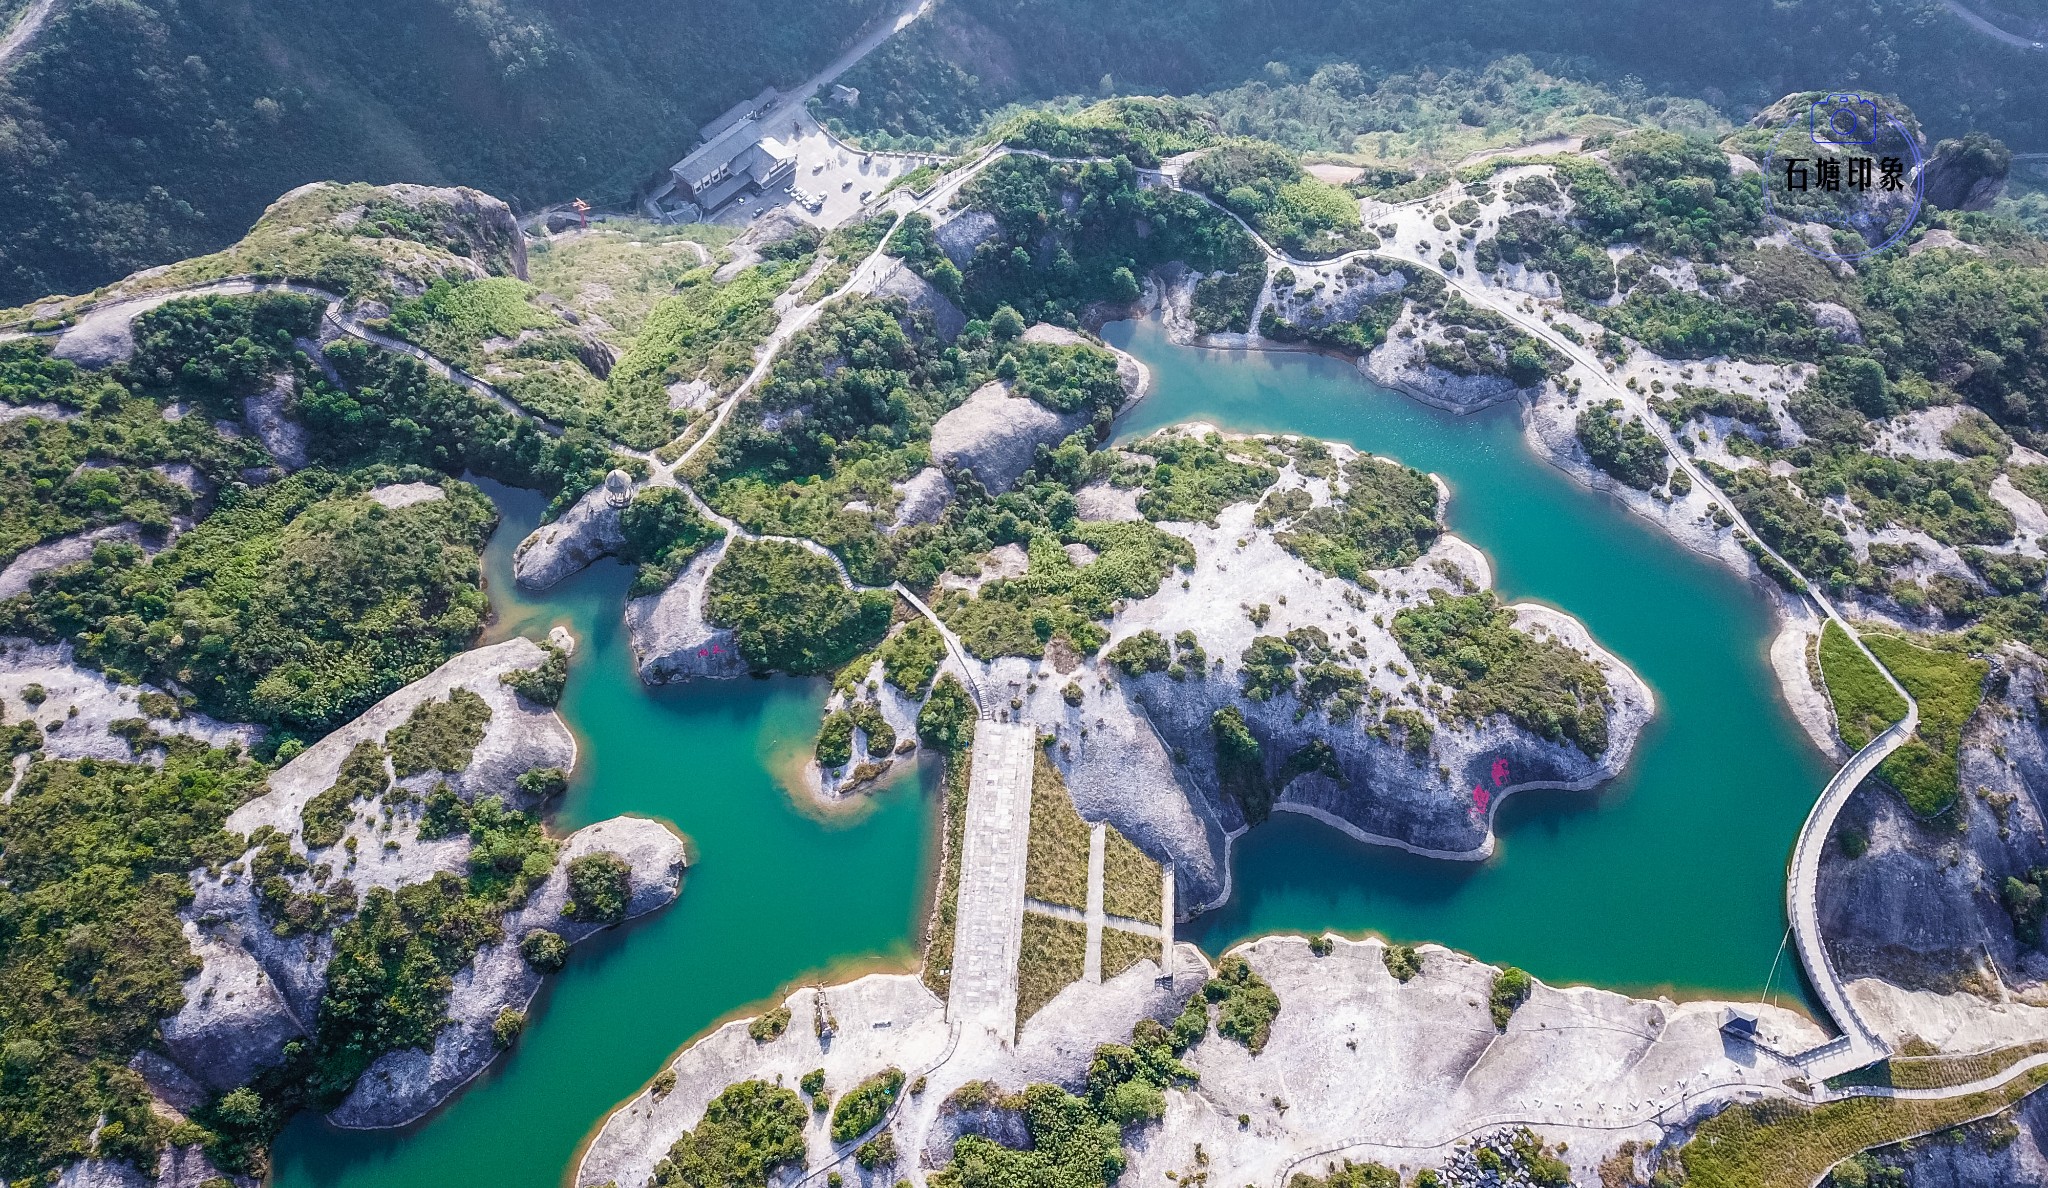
0;0;55;72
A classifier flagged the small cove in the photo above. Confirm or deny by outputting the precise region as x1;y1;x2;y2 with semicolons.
268;316;1831;1188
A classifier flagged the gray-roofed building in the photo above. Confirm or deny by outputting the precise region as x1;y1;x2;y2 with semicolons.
669;91;797;213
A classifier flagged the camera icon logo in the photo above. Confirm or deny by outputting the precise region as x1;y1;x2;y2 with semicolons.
1810;93;1878;148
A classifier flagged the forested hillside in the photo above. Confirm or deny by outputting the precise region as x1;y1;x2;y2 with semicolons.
834;0;2048;156
0;0;887;305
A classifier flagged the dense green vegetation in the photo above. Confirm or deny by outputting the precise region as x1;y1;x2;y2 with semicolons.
1816;622;1908;750
1862;634;1989;818
305;340;627;517
0;741;261;1183
1576;400;1669;490
616;487;725;597
5;469;494;737
906;151;1260;325
501;641;570;707
1124;430;1279;524
650;1079;809;1188
564;852;635;924
1392;591;1613;757
929;1008;1198;1188
1287;1159;1402;1188
1201;953;1282;1053
387;689;493;778
697;297;1125;588
941;525;1192;659
0;0;894;305
877;620;945;694
1183;142;1374;258
0;310;294;570
704;539;893;675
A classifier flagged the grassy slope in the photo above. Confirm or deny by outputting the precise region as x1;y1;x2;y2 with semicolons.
1025;747;1091;911
1101;826;1161;922
1680;1067;2048;1188
1817;620;1908;750
1016;912;1087;1028
1865;633;1989;818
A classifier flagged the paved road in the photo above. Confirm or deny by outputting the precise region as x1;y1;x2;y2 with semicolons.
945;720;1034;1047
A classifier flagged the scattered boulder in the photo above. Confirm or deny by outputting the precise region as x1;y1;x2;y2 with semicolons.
1807;301;1864;345
890;466;955;532
366;481;446;510
243;375;310;470
1922;132;2011;212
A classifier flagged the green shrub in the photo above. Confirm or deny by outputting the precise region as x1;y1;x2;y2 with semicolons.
1490;966;1533;1028
917;676;978;753
501;641;569;706
1107;630;1172;676
515;766;568;801
856;1133;898;1169
564;852;633;924
490;1007;525;1049
1576;400;1668;490
1384;943;1422;982
748;1007;792;1042
301;740;389;849
877;620;945;695
816;711;856;768
520;929;569;973
830;1067;906;1143
1203;955;1281;1053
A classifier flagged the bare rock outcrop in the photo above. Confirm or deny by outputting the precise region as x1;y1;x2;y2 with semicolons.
626;540;747;684
513;481;630;591
929;381;1089;494
574;937;1825;1188
873;260;967;342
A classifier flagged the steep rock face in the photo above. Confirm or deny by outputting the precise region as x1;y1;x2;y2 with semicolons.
512;481;630;591
891;466;956;531
367;183;529;281
159;931;309;1092
328;817;685;1128
625;539;747;684
928;380;1089;494
873;260;967;342
1819;649;2048;998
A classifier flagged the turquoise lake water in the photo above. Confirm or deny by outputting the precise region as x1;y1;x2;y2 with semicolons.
267;317;1831;1188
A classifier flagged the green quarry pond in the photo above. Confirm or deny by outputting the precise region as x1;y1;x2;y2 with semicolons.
269;317;1830;1188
